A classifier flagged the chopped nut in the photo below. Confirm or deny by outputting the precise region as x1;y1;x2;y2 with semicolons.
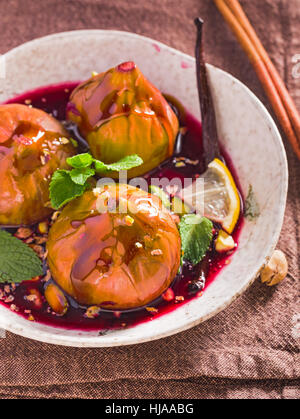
175;295;184;302
43;270;52;283
44;201;53;209
4;285;11;293
34;236;48;245
146;307;158;313
215;230;236;253
15;227;33;239
30;244;45;259
260;250;288;286
25;289;43;309
51;211;61;222
125;215;134;226
25;294;37;302
60;137;70;145
135;242;143;249
175;161;186;168
38;221;49;234
84;306;101;319
151;249;163;256
93;187;102;197
4;295;14;303
185;158;199;166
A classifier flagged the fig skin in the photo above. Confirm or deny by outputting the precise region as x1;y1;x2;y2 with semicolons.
67;62;179;178
47;184;181;309
0;104;76;226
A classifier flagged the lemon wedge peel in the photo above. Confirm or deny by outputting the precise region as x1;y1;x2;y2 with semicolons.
206;158;241;234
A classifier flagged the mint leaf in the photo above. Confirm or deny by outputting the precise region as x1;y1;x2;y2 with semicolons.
50;170;87;209
94;155;143;173
179;215;213;265
94;160;107;173
69;167;95;185
0;230;43;283
66;153;93;169
50;154;143;210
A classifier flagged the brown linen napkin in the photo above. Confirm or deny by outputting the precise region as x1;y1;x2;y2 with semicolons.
0;0;299;399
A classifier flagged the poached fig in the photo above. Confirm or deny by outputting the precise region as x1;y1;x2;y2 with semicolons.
67;62;179;177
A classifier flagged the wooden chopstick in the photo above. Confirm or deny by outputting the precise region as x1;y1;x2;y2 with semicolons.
213;0;300;160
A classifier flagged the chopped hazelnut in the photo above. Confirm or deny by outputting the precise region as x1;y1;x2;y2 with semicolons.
215;230;236;253
146;307;158;313
260;250;288;286
15;227;33;240
84;306;101;319
38;221;49;234
151;249;163;256
125;215;134;226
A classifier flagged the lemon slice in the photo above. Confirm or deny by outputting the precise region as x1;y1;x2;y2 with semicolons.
180;158;241;234
202;158;240;233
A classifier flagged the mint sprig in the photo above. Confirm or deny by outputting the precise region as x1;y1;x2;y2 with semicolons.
94;154;143;173
50;170;88;209
50;153;143;209
179;215;213;265
0;230;43;283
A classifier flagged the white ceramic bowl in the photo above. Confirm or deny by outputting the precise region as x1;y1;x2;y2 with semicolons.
0;30;288;347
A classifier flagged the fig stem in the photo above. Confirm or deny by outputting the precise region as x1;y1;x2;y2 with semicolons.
194;17;221;168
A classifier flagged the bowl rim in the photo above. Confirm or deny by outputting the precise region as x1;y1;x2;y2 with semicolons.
0;29;288;347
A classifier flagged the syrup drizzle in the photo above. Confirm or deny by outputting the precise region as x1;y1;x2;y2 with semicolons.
0;82;243;332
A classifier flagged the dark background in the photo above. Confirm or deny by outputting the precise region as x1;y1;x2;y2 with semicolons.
0;0;299;399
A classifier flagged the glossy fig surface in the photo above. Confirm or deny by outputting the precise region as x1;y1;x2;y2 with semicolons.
0;104;76;226
47;184;181;309
67;62;179;177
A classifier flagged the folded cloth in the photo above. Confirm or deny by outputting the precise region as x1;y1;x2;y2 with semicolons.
0;0;299;399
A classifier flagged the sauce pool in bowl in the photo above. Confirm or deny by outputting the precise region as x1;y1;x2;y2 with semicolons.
0;82;243;332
